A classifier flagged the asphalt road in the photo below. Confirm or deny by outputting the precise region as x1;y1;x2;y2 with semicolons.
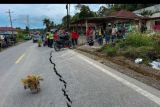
0;40;160;107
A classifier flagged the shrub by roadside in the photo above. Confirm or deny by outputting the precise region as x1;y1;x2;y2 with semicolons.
98;31;160;66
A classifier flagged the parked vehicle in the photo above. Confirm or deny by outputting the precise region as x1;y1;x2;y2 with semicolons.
54;32;72;51
33;34;39;43
24;34;32;40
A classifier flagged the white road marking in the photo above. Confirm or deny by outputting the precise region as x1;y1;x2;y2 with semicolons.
73;51;160;106
15;53;26;64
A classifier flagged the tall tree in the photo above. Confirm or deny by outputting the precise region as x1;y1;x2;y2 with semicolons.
71;13;80;23
78;5;97;19
50;21;54;29
75;4;83;11
62;15;72;28
43;18;51;32
25;26;29;33
97;6;112;17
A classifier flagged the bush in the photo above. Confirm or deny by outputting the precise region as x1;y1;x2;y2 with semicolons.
103;46;117;57
121;46;137;59
152;34;160;54
125;32;155;47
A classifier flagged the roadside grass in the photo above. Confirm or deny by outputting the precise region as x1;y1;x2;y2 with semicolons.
17;33;28;42
99;31;160;65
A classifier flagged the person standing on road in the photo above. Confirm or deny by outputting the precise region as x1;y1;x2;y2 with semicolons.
45;32;49;47
48;32;53;48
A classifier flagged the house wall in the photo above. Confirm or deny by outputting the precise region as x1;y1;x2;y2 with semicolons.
146;20;154;31
146;19;160;32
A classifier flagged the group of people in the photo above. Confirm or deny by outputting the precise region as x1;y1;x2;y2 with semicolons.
42;28;80;48
40;23;127;48
86;23;126;46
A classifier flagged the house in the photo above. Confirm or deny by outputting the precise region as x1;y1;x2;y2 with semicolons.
133;4;160;32
0;27;17;36
70;10;142;35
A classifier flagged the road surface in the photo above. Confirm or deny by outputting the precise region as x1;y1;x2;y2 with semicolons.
0;40;160;107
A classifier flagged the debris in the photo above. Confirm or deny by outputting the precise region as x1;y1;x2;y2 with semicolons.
135;58;143;64
150;60;160;70
21;74;43;93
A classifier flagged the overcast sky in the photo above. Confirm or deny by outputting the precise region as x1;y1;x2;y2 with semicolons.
0;4;106;29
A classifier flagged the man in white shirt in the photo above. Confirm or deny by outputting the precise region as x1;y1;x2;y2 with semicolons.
111;24;117;43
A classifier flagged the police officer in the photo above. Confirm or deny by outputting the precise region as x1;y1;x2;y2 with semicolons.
46;32;49;47
48;32;53;48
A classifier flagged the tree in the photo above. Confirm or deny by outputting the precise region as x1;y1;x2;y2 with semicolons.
75;4;83;11
25;26;29;33
62;15;72;28
97;6;113;17
50;21;54;29
78;5;96;19
140;10;154;16
71;13;80;23
43;18;51;32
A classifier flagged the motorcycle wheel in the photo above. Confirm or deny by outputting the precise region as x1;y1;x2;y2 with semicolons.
54;42;60;51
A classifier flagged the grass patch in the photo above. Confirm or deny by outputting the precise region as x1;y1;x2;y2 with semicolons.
99;31;160;65
102;45;117;57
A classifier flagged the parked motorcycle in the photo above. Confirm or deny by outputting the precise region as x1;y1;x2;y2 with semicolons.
54;39;72;51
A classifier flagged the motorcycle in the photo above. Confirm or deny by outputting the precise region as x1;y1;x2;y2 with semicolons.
54;39;72;51
54;34;72;51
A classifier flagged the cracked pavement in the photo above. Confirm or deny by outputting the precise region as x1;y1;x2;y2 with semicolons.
0;41;160;107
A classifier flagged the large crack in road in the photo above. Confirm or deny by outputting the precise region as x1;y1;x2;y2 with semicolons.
49;50;72;107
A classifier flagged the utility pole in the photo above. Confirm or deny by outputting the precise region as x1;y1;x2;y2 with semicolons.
6;9;14;37
66;4;69;31
69;4;70;30
27;15;30;35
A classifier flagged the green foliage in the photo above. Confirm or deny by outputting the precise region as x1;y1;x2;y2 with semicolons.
71;4;97;23
125;32;155;47
62;15;72;27
79;5;96;19
100;31;160;65
71;13;80;22
97;6;113;17
42;18;55;32
103;46;117;57
140;10;154;16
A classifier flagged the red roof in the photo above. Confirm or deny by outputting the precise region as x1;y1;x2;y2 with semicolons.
111;10;140;18
0;27;16;31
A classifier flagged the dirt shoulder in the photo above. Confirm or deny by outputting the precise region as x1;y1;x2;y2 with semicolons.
75;45;160;90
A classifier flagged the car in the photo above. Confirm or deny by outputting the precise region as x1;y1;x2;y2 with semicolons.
32;34;39;43
24;34;32;40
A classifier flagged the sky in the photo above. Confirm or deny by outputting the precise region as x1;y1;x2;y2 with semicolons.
0;4;106;29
